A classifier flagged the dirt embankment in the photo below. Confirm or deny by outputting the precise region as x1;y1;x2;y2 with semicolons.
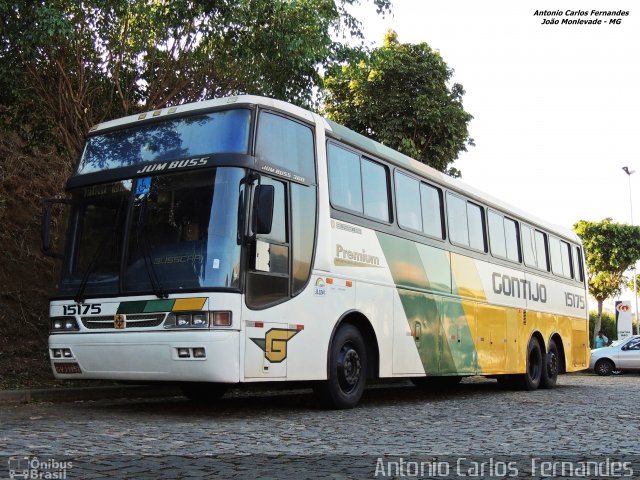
0;136;72;388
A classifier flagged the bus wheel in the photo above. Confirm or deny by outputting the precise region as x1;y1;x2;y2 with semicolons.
315;324;367;409
541;338;560;388
180;382;227;403
517;337;543;390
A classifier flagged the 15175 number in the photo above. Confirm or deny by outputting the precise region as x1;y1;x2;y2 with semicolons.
63;304;102;315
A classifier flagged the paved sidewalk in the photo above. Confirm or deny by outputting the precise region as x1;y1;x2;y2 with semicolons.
0;384;181;404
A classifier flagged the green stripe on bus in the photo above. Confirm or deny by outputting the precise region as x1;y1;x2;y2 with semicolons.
143;299;175;313
117;301;147;314
377;231;476;375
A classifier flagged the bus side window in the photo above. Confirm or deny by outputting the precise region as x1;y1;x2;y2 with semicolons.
420;182;444;239
246;177;290;308
447;192;469;247
488;210;507;258
328;144;363;213
361;158;390;222
534;230;549;271
521;225;536;267
291;183;316;295
396;172;422;231
573;245;584;282
256;112;315;183
467;202;486;252
504;217;520;262
560;240;572;278
549;236;572;278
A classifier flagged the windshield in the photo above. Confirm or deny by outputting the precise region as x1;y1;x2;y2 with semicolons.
77;109;251;175
62;181;132;296
610;337;637;348
58;168;245;297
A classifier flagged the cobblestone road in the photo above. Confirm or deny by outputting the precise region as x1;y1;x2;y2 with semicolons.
1;373;638;479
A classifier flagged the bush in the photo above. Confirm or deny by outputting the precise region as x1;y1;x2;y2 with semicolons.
589;311;618;346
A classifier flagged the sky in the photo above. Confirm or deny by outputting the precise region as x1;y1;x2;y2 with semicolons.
352;0;640;305
353;0;640;232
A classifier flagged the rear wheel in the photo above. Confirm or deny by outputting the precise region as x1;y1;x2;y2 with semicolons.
181;383;227;402
594;359;614;376
541;338;560;388
314;324;367;409
516;337;543;390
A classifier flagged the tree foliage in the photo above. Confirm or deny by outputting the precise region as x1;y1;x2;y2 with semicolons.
574;218;640;344
0;0;391;159
322;30;473;177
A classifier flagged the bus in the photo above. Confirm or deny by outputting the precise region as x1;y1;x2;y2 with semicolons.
42;95;589;409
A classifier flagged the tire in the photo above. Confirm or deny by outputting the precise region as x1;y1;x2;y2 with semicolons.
515;337;543;390
314;324;367;409
181;382;227;402
541;338;560;389
412;376;462;388
594;359;614;376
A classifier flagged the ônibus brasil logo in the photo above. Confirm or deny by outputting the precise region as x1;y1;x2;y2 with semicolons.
8;456;72;479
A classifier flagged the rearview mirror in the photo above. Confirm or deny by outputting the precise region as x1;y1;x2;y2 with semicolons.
253;184;275;235
41;197;69;258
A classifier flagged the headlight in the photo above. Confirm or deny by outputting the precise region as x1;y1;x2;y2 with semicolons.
164;312;211;328
176;314;191;327
50;316;79;332
192;313;208;326
163;311;232;328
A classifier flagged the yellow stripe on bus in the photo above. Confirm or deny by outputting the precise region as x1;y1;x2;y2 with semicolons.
173;298;207;311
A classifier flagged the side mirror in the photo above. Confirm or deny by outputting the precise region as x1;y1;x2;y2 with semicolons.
41;197;69;258
253;184;275;235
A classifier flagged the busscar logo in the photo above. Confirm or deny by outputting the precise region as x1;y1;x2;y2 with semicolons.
250;328;300;363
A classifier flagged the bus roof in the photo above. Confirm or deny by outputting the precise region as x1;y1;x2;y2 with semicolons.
88;95;580;244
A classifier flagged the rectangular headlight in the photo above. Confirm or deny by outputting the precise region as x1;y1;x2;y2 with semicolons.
50;316;79;332
176;314;191;327
191;313;208;327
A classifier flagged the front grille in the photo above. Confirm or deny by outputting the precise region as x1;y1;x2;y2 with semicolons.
81;313;166;329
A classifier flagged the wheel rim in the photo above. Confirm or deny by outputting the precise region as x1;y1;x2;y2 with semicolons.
597;361;611;375
528;346;541;380
337;342;361;394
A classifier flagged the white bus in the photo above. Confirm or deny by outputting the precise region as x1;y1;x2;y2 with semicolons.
43;95;589;408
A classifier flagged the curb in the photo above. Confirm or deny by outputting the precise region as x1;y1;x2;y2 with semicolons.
0;384;182;404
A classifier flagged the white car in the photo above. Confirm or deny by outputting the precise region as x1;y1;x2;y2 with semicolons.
590;335;640;376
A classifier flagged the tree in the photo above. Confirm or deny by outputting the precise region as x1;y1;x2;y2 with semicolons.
322;30;474;177
0;0;391;159
574;218;640;346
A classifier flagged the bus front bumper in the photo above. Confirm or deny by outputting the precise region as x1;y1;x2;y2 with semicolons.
48;331;240;383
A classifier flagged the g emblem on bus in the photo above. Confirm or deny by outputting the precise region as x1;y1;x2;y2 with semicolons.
114;314;126;330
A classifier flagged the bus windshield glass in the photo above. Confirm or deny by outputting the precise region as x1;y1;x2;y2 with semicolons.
58;167;244;297
77;109;251;175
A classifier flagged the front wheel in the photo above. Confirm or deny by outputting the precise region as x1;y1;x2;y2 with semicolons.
314;324;367;409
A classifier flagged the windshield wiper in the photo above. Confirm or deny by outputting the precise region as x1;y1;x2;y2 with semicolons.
135;203;168;299
74;197;126;303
